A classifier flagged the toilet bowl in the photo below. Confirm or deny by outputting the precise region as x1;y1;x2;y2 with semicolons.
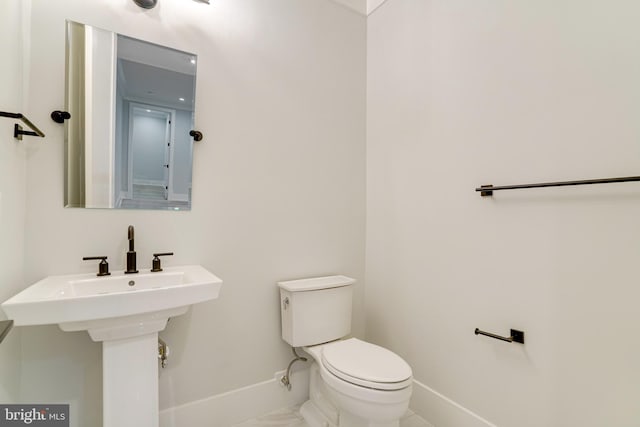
302;338;412;427
277;276;413;427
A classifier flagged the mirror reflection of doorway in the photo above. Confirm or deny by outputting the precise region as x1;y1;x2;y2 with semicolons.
115;101;194;210
110;32;196;210
129;105;174;202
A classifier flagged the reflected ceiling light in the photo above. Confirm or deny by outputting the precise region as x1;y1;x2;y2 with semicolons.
132;0;157;9
190;58;196;65
133;0;209;7
179;97;185;102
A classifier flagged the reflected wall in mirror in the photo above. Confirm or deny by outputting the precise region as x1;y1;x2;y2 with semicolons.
65;21;197;210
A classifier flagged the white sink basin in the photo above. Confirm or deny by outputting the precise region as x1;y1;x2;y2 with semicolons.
1;264;222;427
69;270;184;296
1;264;222;340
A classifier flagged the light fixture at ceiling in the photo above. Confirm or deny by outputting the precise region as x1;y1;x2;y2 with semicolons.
132;0;209;8
133;0;158;9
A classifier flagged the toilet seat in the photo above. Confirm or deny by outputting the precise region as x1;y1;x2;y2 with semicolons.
320;338;412;391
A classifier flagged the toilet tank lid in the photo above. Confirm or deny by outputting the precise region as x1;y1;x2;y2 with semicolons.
277;275;355;292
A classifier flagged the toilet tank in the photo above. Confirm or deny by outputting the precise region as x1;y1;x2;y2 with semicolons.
277;275;355;347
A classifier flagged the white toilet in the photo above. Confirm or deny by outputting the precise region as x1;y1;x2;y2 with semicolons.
278;275;413;427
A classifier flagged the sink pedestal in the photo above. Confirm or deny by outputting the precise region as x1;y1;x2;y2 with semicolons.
103;332;159;427
61;309;184;427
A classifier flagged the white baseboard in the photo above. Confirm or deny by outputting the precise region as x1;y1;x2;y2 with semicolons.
410;379;497;427
159;371;494;427
167;192;189;202
116;191;129;207
159;368;309;427
133;179;165;186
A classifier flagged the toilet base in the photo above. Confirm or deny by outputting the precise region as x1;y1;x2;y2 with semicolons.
300;363;408;427
300;363;339;427
300;400;337;427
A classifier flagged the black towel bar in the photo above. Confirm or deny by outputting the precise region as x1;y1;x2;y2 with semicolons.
475;328;524;344
476;176;640;197
0;111;45;140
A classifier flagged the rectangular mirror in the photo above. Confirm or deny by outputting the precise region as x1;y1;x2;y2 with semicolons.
65;21;197;210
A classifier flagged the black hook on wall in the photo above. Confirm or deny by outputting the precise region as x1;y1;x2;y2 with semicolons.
132;0;158;9
189;130;203;142
51;111;71;124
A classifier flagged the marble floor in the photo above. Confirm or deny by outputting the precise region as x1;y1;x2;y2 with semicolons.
132;184;166;200
119;197;190;209
117;184;190;210
232;406;432;427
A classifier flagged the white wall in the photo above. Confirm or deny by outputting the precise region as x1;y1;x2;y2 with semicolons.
0;0;27;404
367;1;640;426
21;1;365;426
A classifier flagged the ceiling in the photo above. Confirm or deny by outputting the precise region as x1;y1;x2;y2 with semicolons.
117;35;196;111
330;0;389;15
116;0;390;110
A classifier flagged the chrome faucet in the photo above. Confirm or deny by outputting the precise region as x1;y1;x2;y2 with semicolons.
125;225;138;274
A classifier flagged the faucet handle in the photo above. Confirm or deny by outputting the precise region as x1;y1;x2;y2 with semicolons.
83;256;111;277
151;253;174;272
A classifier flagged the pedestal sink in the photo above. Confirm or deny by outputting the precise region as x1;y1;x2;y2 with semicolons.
1;265;222;427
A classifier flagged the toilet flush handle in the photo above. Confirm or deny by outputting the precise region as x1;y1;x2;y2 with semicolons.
282;297;289;310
